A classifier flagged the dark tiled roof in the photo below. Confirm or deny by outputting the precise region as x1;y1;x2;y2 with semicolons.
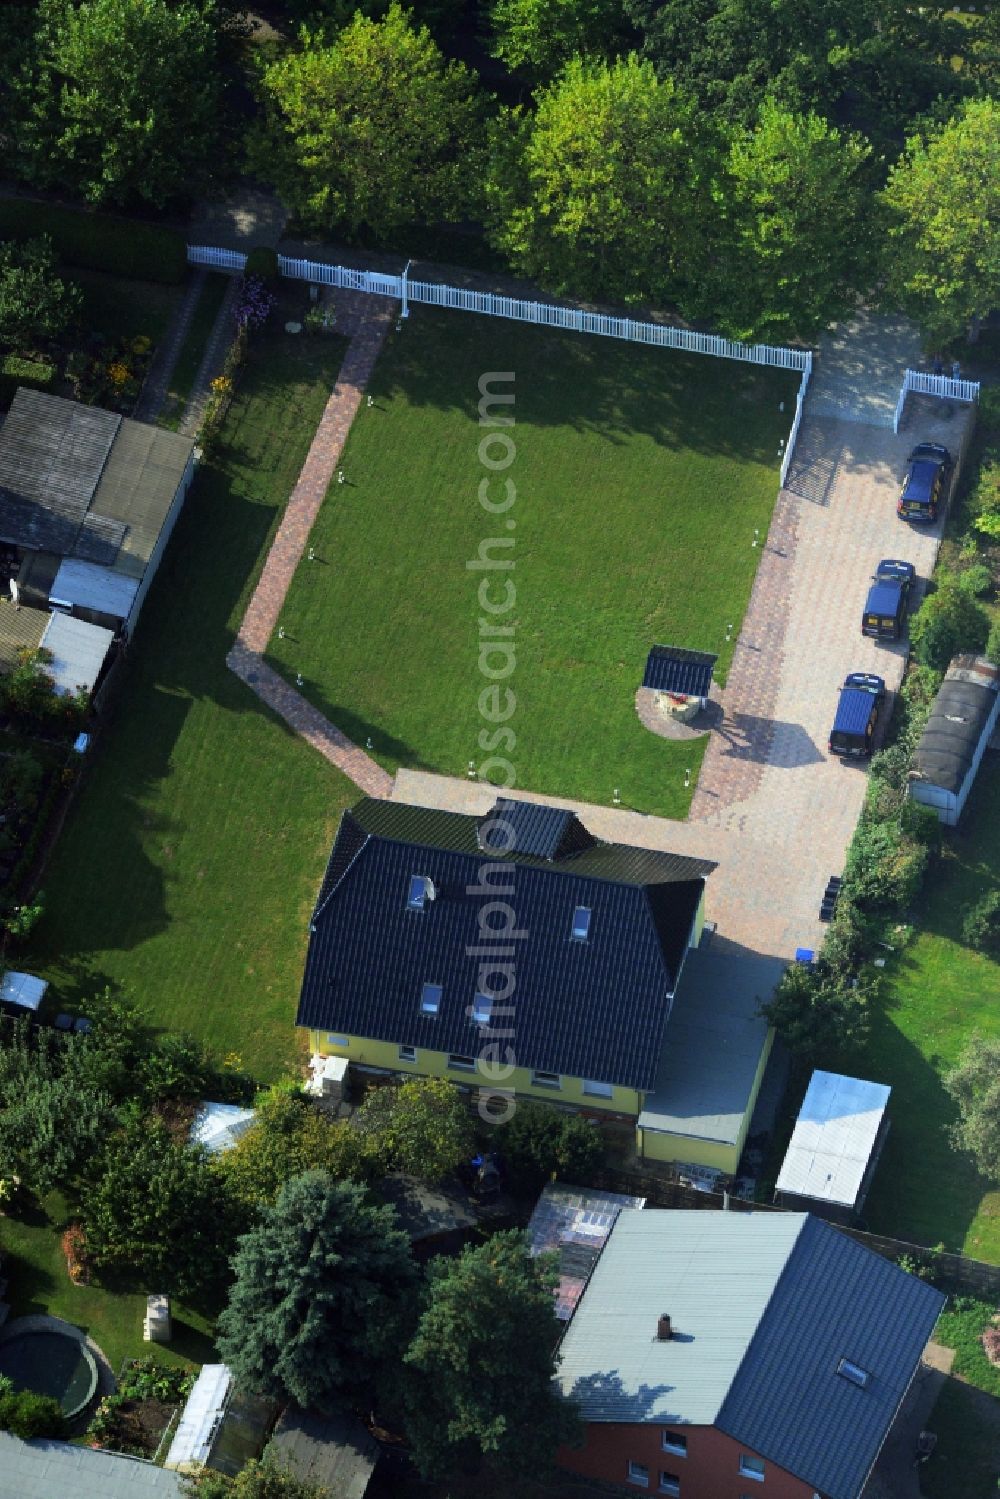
478;798;596;860
642;645;717;697
718;1216;946;1499
297;799;714;1090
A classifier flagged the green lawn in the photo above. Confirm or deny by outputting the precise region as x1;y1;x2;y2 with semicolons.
922;1300;1000;1499
267;308;796;818
71;267;183;347
0;1194;215;1376
857;759;1000;1261
22;316;358;1080
160;271;231;430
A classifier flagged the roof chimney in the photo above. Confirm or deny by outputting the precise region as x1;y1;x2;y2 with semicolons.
656;1314;672;1342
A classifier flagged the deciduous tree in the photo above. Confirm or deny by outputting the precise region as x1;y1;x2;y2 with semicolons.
910;579;990;673
759;960;873;1057
402;1231;579;1479
16;0;222;207
486;0;631;82
215;1084;377;1209
0;237;80;352
216;1172;416;1409
354;1076;474;1182
945;1036;1000;1181
882;99;1000;344
250;5;483;240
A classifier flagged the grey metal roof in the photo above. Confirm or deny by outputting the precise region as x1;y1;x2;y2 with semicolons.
39;611;113;697
638;945;779;1147
556;1209;806;1424
718;1216;945;1499
298;799;713;1091
89;419;193;577
642;645;717;697
267;1406;377;1499
49;558;139;619
0;1433;184;1499
775;1070;890;1207
0;390;119;556
559;1209;944;1499
911;655;999;795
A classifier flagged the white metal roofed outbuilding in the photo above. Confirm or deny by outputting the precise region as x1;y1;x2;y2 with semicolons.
189;1101;255;1156
39;611;114;697
0;970;49;1011
49;558;139;624
774;1070;891;1224
164;1364;233;1472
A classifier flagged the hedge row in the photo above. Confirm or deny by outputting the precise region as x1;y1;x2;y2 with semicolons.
0;199;187;284
0;355;55;409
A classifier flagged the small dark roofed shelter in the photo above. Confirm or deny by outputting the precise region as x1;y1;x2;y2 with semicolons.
267;1407;378;1499
642;644;717;699
909;655;1000;825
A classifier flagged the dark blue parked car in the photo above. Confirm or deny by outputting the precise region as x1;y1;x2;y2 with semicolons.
862;559;916;640
829;673;886;758
898;443;951;523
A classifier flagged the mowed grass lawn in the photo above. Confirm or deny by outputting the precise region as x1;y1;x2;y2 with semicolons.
22;317;357;1079
859;758;1000;1262
268;308;797;818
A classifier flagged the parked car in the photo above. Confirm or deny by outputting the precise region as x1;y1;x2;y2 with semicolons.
897;443;951;523
829;673;886;758
862;559;916;640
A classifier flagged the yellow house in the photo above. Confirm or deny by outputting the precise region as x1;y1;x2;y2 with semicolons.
298;796;773;1175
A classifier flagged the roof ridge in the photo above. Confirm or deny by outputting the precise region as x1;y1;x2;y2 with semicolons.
312;812;372;922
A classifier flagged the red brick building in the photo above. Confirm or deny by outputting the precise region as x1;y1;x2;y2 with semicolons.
554;1210;944;1499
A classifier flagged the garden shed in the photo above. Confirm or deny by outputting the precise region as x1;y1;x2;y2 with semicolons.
774;1070;891;1225
267;1406;378;1499
908;654;1000;826
642;644;717;703
39;611;113;698
189;1100;255;1155
0;970;48;1012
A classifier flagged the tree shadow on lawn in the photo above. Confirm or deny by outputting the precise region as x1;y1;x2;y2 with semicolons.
263;664;435;774
372;307;799;465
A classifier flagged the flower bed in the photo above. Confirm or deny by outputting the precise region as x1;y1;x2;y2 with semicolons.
86;1357;196;1458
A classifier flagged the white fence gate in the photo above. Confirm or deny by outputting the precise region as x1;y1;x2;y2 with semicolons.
893;368;981;434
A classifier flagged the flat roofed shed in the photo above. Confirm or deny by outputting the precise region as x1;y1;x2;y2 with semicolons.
775;1070;891;1209
642;645;717;698
911;656;1000;795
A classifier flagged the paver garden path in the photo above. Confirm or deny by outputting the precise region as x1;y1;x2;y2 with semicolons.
227;288;396;796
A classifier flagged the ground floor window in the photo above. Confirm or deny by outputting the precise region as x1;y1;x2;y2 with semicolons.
627;1460;649;1487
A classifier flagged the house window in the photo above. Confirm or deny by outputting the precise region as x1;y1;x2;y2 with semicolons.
837;1357;871;1388
626;1461;649;1488
325;1034;349;1048
471;991;492;1026
583;1079;614;1098
407;874;429;910
448;1054;476;1072
659;1475;680;1497
739;1455;765;1482
531;1069;560;1088
398;1045;417;1063
661;1432;687;1457
420;982;442;1016
571;905;591;941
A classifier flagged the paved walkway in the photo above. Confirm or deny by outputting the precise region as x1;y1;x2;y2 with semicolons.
807;307;925;427
179;275;241;439
133;268;207;424
227;288;396;795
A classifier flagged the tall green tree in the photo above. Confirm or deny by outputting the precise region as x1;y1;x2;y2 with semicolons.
486;0;632;82
402;1232;578;1479
486;55;708;303
15;0;222;207
692;103;872;342
216;1172;416;1410
354;1076;474;1182
945;1036;1000;1182
215;1084;377;1209
0;1019;114;1197
250;5;483;240
881;99;1000;345
0;236;81;352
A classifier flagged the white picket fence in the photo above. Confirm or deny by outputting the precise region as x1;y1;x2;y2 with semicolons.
780;359;812;487
892;367;981;434
186;244;812;373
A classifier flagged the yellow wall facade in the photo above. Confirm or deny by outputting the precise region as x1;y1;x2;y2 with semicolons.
307;1029;641;1117
637;1028;775;1175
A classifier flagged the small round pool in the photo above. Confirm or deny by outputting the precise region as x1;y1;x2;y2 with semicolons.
0;1328;99;1418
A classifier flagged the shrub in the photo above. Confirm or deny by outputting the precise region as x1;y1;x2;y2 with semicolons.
986;618;1000;666
962;890;1000;956
498;1100;602;1188
0;1387;65;1438
910;582;990;672
843;818;929;916
0;355;55;408
0;199;186;284
140;1030;212;1101
957;562;993;599
759;960;874;1057
243;247;279;283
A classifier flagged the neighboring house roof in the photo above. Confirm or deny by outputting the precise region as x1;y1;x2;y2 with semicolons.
0;599;47;672
189;1101;256;1156
297;798;715;1091
642;645;717;697
0;390;192;582
39;612;113;697
775;1070;890;1208
267;1407;378;1499
526;1182;645;1320
557;1209;944;1499
911;654;1000;795
0;1433;184;1499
